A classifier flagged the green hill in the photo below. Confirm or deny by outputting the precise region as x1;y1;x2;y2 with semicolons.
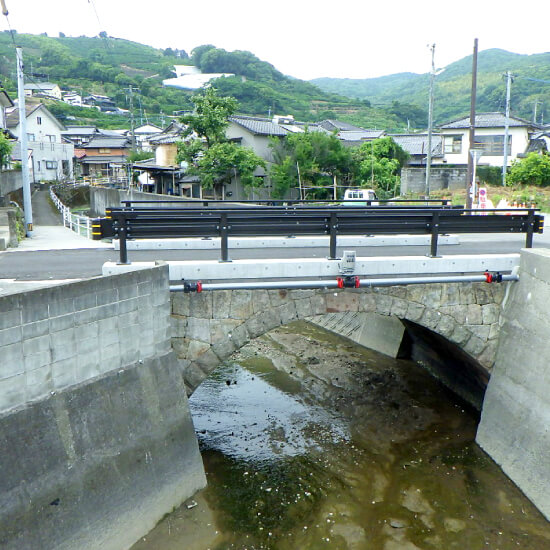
311;49;550;125
0;32;413;131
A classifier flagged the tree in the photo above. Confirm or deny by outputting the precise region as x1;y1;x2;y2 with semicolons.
196;142;266;193
507;153;550;187
269;131;352;199
179;87;237;147
177;88;265;198
350;137;409;198
0;132;13;168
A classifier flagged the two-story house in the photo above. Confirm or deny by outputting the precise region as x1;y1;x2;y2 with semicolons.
439;112;540;167
78;135;131;179
6;102;74;182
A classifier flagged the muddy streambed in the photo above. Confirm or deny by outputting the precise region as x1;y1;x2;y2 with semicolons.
132;321;550;550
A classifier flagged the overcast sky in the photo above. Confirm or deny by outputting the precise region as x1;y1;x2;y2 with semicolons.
2;0;549;80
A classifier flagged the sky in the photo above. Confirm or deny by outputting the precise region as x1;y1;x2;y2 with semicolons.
2;0;549;80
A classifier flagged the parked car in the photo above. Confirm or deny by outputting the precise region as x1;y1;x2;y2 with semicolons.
343;188;379;206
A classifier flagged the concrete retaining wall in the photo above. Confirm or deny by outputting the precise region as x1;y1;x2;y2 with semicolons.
0;207;17;250
401;166;467;194
477;248;550;520
90;187;201;217
0;265;206;549
0;170;23;201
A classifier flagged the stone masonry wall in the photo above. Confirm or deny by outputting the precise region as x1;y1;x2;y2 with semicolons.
171;281;506;393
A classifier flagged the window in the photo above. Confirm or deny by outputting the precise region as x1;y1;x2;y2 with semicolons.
36;117;42;125
99;148;111;154
47;135;56;142
444;135;462;154
45;161;57;170
27;133;35;141
475;135;511;156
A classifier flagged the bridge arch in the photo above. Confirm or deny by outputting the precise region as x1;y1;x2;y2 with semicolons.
170;282;506;396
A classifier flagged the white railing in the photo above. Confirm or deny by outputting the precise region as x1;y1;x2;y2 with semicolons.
49;187;93;239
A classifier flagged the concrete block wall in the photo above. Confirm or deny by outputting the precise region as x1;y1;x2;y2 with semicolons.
0;264;207;549
0;264;171;414
477;248;550;520
401;166;467;194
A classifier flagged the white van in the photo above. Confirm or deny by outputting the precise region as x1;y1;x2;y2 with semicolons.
343;188;379;206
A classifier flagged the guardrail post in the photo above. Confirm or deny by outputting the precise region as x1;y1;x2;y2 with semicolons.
429;211;440;258
219;213;231;262
117;214;129;264
526;209;535;248
329;212;339;260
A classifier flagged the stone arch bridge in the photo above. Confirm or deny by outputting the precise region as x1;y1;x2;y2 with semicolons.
171;281;506;403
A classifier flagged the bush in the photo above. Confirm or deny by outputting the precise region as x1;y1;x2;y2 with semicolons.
477;166;502;186
506;153;550;187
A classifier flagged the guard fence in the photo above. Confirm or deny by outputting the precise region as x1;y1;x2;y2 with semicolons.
92;204;544;264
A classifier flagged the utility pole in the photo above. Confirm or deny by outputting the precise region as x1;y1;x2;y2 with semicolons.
533;99;542;124
425;43;436;198
125;85;138;150
465;38;478;210
16;47;33;236
502;71;513;186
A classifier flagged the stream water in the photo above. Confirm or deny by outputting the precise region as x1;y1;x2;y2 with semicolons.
132;321;550;550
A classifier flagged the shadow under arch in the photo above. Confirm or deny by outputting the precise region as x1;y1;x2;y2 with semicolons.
398;319;490;410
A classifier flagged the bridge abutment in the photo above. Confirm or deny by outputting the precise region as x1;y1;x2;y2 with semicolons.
477;248;550;521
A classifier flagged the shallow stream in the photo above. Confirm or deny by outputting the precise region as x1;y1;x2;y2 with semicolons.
132;321;550;550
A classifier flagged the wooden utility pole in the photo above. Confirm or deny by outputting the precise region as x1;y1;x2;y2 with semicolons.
465;38;478;210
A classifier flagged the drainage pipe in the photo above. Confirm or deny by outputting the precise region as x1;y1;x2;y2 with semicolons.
170;272;519;293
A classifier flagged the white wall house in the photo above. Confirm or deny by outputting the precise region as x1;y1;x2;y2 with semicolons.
439;112;539;167
7;103;74;182
23;82;62;100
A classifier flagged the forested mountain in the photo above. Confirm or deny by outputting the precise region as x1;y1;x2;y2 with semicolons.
312;49;550;125
1;33;548;131
0;32;415;130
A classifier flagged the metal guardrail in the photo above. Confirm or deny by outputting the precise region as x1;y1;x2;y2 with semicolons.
49;188;93;239
92;205;544;264
120;198;456;208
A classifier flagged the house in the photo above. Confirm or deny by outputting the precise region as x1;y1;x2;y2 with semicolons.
62;92;83;107
130;123;164;152
226;114;326;199
133;122;193;196
23;82;62;100
0;89;14;130
439;112;540;167
82;94;117;113
78;135;131;179
61;126;101;146
389;134;444;166
6;102;74;182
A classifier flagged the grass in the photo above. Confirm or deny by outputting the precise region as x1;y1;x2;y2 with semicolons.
405;184;550;212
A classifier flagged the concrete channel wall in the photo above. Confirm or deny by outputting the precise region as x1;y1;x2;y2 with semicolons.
90;187;201;217
0;265;206;550
477;248;550;521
